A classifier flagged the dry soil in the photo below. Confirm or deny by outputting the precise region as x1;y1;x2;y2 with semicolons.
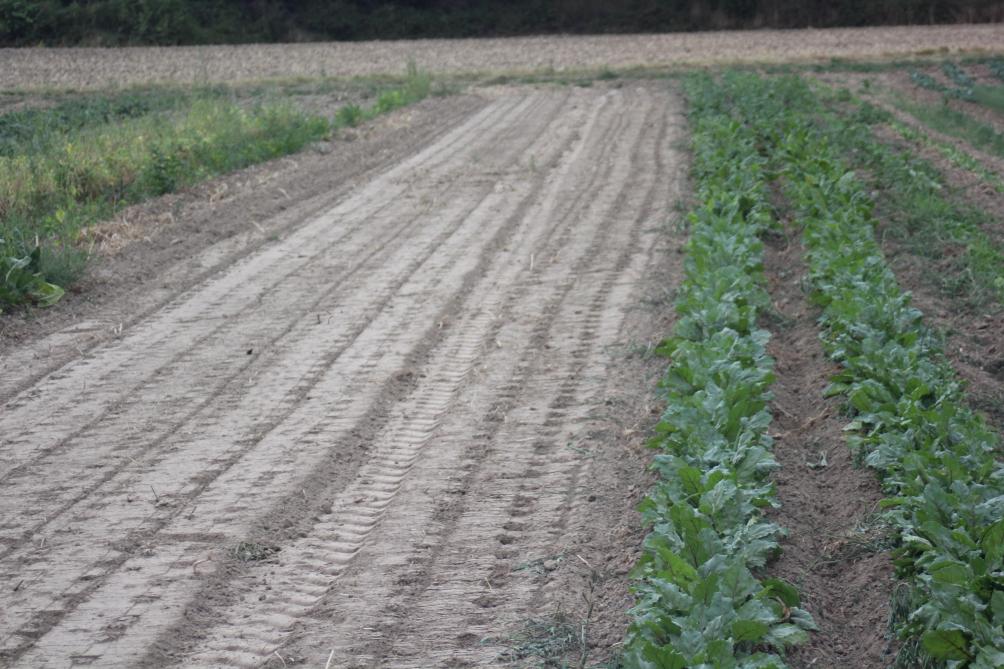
0;83;687;668
2;24;1004;90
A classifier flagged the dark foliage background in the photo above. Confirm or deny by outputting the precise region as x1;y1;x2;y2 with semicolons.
1;0;1002;46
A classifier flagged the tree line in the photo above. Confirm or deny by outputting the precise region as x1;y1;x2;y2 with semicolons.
2;0;1002;46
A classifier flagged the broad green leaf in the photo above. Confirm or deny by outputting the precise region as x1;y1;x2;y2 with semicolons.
762;578;801;607
981;518;1004;565
992;590;1004;621
677;466;704;498
972;646;1004;669
732;619;769;643
764;623;809;649
788;607;818;631
921;629;971;661
930;561;970;587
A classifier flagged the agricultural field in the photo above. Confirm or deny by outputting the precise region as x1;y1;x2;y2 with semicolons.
1;26;1004;669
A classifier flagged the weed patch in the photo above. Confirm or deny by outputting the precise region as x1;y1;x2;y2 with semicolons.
499;614;583;667
891;93;1004;161
0;95;328;310
0;65;436;312
231;541;280;563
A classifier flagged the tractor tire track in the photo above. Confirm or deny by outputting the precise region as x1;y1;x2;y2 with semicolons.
0;83;686;668
1;91;557;663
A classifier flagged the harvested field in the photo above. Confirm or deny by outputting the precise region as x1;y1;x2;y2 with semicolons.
2;24;1004;90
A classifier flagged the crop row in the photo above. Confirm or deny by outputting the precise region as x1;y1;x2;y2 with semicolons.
814;83;1004;308
713;72;1004;668
909;62;980;102
622;73;815;669
885;115;1004;195
910;69;973;101
991;59;1004;83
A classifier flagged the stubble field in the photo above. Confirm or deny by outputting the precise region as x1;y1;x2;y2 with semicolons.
2;24;1003;90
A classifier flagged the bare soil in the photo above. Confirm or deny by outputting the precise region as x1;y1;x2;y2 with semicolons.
2;24;1003;91
762;227;897;669
0;82;688;667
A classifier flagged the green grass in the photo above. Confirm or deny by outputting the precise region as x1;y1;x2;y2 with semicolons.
0;96;329;309
972;83;1004;115
891;93;1004;160
0;88;220;158
0;65;434;312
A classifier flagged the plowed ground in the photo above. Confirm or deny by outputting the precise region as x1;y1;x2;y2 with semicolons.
0;84;686;667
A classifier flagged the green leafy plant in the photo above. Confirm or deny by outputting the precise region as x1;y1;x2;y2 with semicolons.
335;103;364;127
0;245;64;311
709;71;1004;668
812;82;1004;307
621;73;815;669
989;58;1004;83
910;69;973;101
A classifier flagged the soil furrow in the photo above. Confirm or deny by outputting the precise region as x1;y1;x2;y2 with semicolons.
762;227;897;669
0;93;547;555
379;88;675;668
271;86;680;668
0;94;485;397
0;94;528;486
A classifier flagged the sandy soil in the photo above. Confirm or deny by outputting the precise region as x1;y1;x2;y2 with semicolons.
2;24;1004;91
0;82;687;667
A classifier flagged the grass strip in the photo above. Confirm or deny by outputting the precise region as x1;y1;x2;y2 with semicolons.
620;73;815;669
890;93;1004;161
971;85;1004;116
0;88;215;158
0;98;329;309
716;71;1004;669
0;65;432;312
